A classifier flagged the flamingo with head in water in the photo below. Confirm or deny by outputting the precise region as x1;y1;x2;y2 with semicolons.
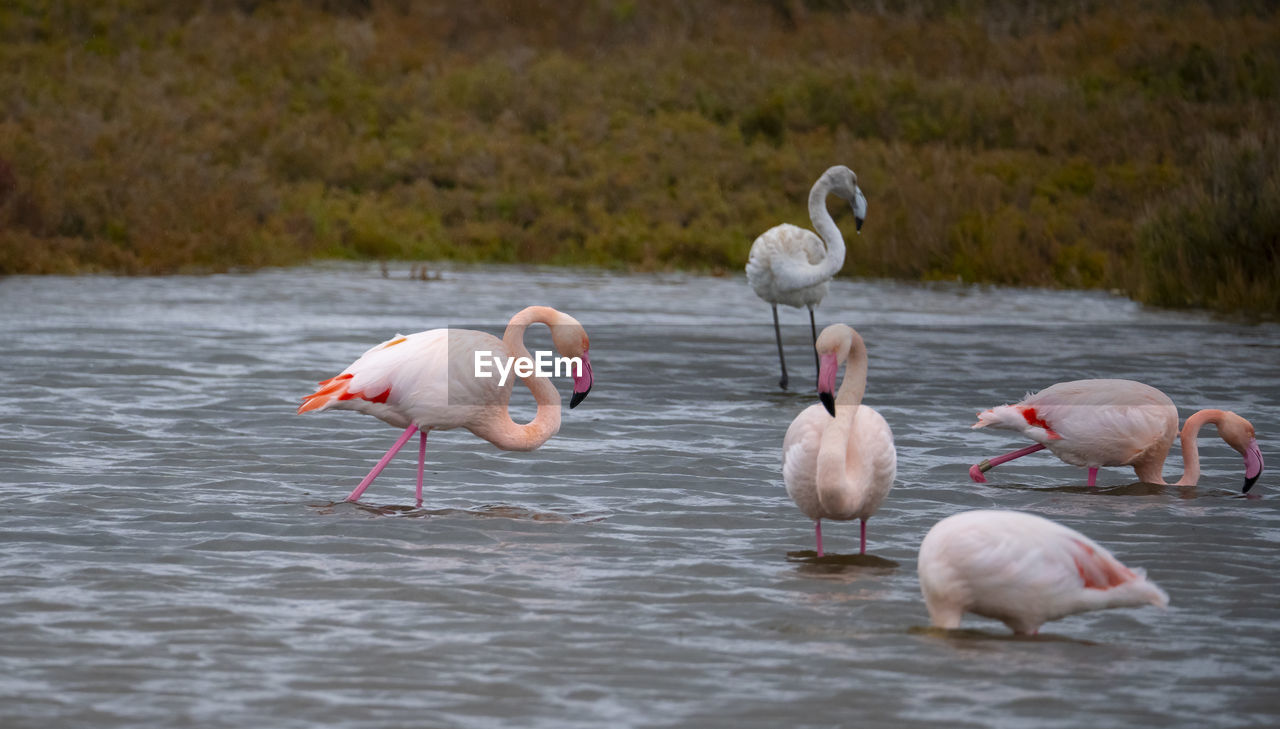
969;379;1263;492
298;306;594;505
782;324;896;556
746;165;867;389
918;509;1169;635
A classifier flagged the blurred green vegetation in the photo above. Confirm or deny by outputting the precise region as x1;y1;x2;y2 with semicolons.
1;0;1277;316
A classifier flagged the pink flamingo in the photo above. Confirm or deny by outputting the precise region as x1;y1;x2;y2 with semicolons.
298;306;593;504
969;379;1263;492
782;324;896;556
918;510;1169;635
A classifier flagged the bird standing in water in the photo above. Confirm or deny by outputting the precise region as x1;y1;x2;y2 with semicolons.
918;509;1169;635
782;324;895;556
746;165;867;389
970;379;1263;492
298;306;594;505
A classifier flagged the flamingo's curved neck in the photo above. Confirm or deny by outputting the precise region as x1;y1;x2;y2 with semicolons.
1173;409;1224;486
789;172;848;291
490;306;562;450
816;338;868;514
832;346;868;413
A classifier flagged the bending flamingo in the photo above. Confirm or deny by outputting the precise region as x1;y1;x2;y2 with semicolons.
782;324;896;556
918;509;1169;635
969;379;1263;492
746;165;867;389
298;306;593;504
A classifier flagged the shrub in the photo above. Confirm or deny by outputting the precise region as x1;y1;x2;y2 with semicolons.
1137;132;1280;316
0;0;1277;317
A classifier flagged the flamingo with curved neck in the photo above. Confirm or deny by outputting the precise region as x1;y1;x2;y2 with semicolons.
298;305;594;505
746;165;867;389
782;324;896;556
969;379;1263;492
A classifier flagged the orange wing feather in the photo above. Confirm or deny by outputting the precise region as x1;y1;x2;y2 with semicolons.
297;373;391;414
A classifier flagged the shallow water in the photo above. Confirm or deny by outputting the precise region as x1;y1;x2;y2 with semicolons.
1;264;1278;728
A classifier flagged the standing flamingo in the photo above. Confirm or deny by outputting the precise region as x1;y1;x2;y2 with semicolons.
782;324;896;556
298;306;593;504
969;379;1263;492
746;165;867;389
918;510;1169;635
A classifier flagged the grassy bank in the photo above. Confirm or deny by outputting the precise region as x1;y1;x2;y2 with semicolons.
1;1;1277;317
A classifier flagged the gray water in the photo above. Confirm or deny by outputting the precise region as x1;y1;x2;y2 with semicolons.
2;264;1278;729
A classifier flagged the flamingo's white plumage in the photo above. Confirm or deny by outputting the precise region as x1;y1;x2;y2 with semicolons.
970;378;1263;492
298;306;593;504
746;165;867;389
918;510;1169;635
782;324;895;556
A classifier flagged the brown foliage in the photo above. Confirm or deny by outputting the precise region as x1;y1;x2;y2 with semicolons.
1;0;1277;315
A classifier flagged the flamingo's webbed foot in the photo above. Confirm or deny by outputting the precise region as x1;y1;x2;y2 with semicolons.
969;462;989;483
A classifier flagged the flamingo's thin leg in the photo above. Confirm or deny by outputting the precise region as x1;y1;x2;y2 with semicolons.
772;304;788;390
808;307;820;386
814;519;824;558
346;424;418;502
860;518;867;555
1087;467;1098;487
969;443;1047;483
416;430;429;506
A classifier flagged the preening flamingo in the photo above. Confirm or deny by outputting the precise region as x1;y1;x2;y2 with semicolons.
746;165;867;389
918;509;1169;635
298;306;594;504
969;379;1264;492
782;324;896;556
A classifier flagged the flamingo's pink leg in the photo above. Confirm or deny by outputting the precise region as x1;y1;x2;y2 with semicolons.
860;519;867;555
969;443;1047;483
416;430;429;506
345;424;419;502
1087;467;1098;487
814;519;824;558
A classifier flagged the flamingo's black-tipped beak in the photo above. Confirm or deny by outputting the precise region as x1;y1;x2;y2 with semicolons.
851;187;867;235
570;353;593;410
817;353;838;417
1243;437;1263;493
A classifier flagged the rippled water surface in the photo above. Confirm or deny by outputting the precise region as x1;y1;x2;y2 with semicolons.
2;265;1279;728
